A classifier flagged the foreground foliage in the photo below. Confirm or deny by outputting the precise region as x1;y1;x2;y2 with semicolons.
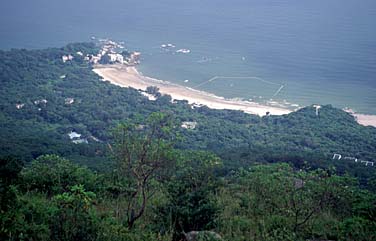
1;147;375;240
1;155;375;240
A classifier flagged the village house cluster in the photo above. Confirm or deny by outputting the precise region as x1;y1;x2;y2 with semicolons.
62;39;141;66
15;96;77;112
16;99;48;110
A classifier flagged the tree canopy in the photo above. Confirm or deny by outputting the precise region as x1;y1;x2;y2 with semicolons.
0;43;375;240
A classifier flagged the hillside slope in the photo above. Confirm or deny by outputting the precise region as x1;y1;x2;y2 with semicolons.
1;43;375;173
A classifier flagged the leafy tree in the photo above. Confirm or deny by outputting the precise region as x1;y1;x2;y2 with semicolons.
99;54;111;64
0;157;23;209
112;112;176;229
0;157;23;240
9;193;52;241
145;86;161;97
218;163;367;241
51;185;98;241
21;154;99;195
157;151;222;240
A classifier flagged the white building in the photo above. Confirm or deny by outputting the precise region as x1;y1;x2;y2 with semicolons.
68;131;81;139
313;105;321;116
16;103;25;109
90;56;101;64
108;53;124;63
34;99;48;105
181;121;197;130
62;54;74;63
68;131;88;144
65;98;75;105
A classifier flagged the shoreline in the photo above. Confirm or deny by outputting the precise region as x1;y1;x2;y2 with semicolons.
93;64;376;127
93;64;292;116
344;109;376;128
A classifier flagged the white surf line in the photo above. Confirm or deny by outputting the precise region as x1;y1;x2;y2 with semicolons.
194;76;282;88
272;84;285;97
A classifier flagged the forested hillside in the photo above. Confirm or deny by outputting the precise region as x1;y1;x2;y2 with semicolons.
0;43;375;240
0;43;375;170
1;118;375;240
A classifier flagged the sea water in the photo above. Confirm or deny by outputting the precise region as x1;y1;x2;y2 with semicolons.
1;0;375;113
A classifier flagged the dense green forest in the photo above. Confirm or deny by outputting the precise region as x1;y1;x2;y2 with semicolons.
1;43;375;169
1;117;375;240
0;43;375;240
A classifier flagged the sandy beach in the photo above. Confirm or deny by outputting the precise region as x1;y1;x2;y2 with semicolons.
93;64;291;116
344;110;376;128
93;64;376;127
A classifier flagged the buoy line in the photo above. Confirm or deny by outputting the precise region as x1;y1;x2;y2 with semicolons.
194;76;285;97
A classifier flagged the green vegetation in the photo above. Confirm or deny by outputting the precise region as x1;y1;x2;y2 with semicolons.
1;43;375;170
1;150;375;240
0;43;376;240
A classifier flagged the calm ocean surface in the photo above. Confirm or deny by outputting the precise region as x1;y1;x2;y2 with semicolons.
1;0;375;114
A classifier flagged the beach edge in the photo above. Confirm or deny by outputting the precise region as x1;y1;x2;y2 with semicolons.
93;64;376;127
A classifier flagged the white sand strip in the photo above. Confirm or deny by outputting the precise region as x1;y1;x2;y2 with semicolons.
354;114;376;127
93;65;291;116
344;109;376;127
92;64;376;127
